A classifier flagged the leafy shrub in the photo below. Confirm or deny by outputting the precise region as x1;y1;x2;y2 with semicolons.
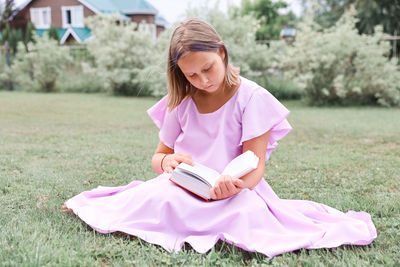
264;76;302;100
136;29;170;97
280;7;400;107
57;45;102;93
69;46;94;63
58;65;105;93
83;14;156;96
12;34;72;92
0;50;13;90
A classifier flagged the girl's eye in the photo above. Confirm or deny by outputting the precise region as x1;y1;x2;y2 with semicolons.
189;73;196;78
204;66;212;72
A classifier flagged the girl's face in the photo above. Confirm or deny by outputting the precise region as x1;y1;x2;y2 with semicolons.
177;49;226;94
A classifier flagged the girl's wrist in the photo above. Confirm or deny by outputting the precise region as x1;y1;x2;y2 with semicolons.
160;154;169;172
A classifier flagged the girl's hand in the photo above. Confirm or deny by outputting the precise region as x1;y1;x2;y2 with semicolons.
210;175;245;200
162;153;194;173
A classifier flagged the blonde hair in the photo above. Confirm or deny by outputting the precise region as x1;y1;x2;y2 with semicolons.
167;18;240;110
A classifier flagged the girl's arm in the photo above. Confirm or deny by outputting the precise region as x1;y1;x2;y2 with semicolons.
152;141;194;174
210;131;270;200
239;130;270;188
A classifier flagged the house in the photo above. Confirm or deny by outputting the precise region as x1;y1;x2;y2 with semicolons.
280;28;296;44
10;0;167;45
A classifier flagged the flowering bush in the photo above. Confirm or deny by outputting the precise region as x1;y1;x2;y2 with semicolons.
83;14;156;96
136;29;170;97
58;65;105;93
0;50;13;90
12;34;72;92
280;7;400;106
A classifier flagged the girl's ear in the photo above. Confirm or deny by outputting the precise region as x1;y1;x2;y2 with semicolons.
218;46;226;60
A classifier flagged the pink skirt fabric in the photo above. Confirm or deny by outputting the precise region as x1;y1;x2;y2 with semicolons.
66;174;376;258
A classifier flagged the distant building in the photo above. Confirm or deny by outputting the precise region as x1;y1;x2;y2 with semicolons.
280;28;296;44
10;0;167;45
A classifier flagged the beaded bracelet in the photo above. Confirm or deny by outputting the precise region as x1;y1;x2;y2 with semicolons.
160;154;168;172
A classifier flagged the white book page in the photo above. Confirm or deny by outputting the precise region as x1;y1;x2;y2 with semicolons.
176;162;220;186
221;150;259;179
171;169;212;199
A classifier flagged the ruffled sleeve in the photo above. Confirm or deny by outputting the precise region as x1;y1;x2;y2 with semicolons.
240;88;292;161
147;96;181;149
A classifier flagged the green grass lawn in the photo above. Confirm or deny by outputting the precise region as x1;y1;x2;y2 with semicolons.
1;91;399;266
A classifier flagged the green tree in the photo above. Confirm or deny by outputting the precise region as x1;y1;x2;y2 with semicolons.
48;25;60;42
304;0;400;35
21;21;36;81
0;0;16;28
240;0;297;40
22;21;36;49
1;23;21;54
306;0;400;59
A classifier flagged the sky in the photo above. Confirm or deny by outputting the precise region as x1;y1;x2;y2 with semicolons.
13;0;303;25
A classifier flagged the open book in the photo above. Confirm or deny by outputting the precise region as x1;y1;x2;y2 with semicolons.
170;150;259;201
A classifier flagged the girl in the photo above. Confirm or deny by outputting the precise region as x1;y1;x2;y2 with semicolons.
64;18;376;257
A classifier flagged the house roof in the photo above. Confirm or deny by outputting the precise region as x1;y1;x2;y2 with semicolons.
155;15;168;26
110;0;158;14
71;27;92;41
36;28;66;38
36;27;92;44
280;28;296;37
17;0;158;16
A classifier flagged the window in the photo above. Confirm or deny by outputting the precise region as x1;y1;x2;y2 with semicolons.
66;10;72;25
138;23;156;40
30;7;51;29
62;6;84;28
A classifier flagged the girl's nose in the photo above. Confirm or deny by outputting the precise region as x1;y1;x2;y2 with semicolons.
199;74;208;86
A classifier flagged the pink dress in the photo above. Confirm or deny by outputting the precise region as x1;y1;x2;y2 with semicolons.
66;77;376;257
